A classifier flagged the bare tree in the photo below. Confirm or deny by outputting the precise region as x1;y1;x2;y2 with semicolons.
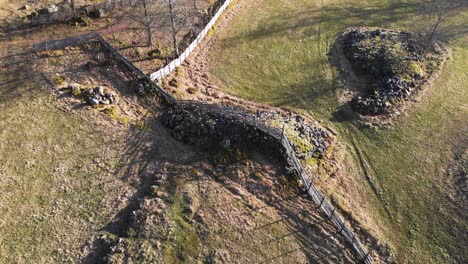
70;0;76;19
129;0;156;47
168;0;185;57
421;0;457;50
168;0;179;56
142;0;154;46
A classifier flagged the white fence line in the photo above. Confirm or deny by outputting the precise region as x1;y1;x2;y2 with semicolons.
150;0;234;81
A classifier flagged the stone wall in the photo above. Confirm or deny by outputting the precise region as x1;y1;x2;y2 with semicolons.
160;106;281;155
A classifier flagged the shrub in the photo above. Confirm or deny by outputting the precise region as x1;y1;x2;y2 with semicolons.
71;16;92;27
148;49;161;58
52;76;65;85
186;87;196;94
101;107;129;124
169;78;180;88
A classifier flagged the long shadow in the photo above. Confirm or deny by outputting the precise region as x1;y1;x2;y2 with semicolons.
220;1;465;50
81;117;206;262
205;152;359;263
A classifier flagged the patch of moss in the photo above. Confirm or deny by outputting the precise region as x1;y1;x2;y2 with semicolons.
72;88;82;96
164;189;200;263
72;16;92;27
148;49;161;58
43;50;64;57
100;107;129;124
408;61;425;77
266;119;315;157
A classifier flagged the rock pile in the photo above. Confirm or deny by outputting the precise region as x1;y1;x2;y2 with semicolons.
161;106;278;152
67;83;117;106
161;105;331;160
342;28;443;115
255;111;331;159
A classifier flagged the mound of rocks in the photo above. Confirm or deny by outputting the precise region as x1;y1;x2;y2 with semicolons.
255;111;331;159
161;105;331;159
342;28;444;115
161;106;278;151
67;83;117;106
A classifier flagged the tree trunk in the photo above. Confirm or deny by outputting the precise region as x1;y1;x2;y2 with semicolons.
70;0;76;19
142;0;153;46
168;0;179;56
146;24;153;46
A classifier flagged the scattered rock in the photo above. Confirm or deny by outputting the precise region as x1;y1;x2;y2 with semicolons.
18;5;29;11
66;83;117;106
219;137;231;149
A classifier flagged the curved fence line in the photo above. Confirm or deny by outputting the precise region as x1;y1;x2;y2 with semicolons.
95;35;373;263
149;0;234;81
36;20;372;262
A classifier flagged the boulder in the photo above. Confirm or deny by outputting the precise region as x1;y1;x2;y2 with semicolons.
219;137;231;149
88;8;104;19
89;98;99;105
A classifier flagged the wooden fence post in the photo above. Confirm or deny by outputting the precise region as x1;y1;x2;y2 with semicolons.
338;219;346;233
318;195;325;207
328;207;335;220
362;251;371;264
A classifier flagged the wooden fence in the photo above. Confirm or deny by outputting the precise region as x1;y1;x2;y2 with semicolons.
281;136;373;263
34;9;372;260
150;0;234;81
96;36;176;105
95;36;373;262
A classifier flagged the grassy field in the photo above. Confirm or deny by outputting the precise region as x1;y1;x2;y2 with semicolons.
0;46;132;262
208;0;467;262
0;90;124;262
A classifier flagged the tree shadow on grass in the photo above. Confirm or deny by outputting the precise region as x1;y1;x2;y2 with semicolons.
220;0;465;51
80;124;360;263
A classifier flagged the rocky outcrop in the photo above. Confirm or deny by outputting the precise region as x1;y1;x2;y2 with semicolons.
255;111;331;159
66;83;117;106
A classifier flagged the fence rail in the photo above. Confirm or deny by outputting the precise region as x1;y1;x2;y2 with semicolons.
95;36;176;105
150;0;234;81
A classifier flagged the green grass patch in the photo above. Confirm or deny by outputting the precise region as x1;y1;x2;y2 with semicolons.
0;91;123;262
206;0;468;262
163;183;201;263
